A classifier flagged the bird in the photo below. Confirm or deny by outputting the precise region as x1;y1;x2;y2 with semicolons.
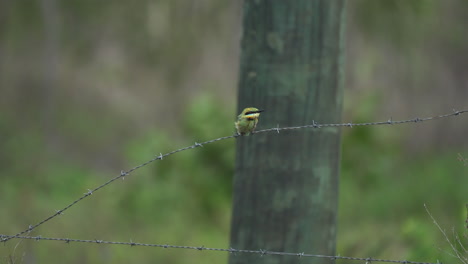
235;107;264;136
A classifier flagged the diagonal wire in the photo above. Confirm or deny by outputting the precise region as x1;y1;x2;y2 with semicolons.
0;134;235;243
255;109;468;133
0;234;441;264
1;109;467;243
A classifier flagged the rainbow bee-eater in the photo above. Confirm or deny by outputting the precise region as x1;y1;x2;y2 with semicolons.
235;107;264;136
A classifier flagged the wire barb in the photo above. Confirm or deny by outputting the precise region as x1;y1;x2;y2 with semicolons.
312;120;320;128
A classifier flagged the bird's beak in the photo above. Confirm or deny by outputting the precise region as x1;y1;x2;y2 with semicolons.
256;109;265;113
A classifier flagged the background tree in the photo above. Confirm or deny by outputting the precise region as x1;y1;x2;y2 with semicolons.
229;1;346;264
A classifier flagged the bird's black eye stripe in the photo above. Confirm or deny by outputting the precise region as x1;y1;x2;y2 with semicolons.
244;109;264;115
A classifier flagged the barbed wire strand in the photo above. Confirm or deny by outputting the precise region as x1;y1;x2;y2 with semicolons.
1;109;467;243
255;109;467;133
0;234;440;264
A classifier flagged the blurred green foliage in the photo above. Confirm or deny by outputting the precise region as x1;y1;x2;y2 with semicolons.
2;95;466;263
353;0;435;47
339;93;467;262
1;95;236;263
1;0;467;263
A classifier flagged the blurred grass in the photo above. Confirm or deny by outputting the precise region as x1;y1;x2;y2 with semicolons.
339;95;467;262
2;94;467;263
1;95;236;263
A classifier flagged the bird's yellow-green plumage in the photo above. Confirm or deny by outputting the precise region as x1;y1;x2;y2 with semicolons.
235;107;264;136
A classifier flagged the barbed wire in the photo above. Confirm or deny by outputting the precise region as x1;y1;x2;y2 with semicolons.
0;234;441;264
256;109;468;133
1;109;467;243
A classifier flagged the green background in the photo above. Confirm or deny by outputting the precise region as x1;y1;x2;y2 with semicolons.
0;1;467;263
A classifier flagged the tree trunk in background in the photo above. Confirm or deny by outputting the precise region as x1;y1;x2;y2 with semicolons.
40;0;60;149
229;1;346;264
0;0;12;79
